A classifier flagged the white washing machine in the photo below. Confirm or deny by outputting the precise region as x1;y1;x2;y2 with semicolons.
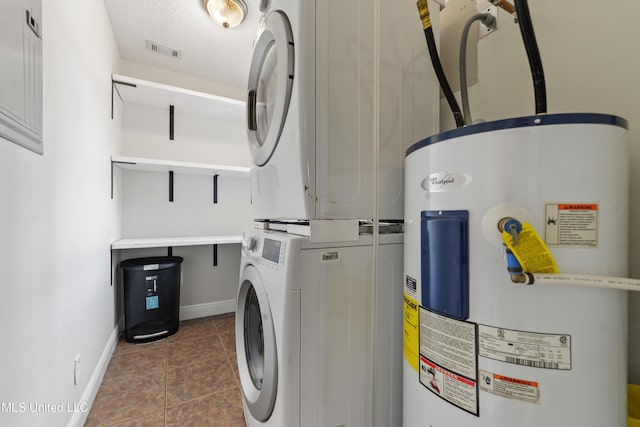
236;228;404;426
246;0;438;221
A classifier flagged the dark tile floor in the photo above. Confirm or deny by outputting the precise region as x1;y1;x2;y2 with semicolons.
85;314;246;426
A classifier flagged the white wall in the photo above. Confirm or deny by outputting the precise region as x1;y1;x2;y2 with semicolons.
119;59;244;101
120;172;250;238
0;1;121;426
438;0;640;382
121;102;250;166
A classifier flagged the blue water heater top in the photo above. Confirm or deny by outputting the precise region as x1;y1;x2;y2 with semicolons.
406;113;628;157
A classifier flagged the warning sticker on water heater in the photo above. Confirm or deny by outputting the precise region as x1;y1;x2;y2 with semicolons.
420;356;478;416
420;308;477;379
478;325;571;370
419;307;479;416
479;370;539;404
403;293;420;373
545;203;598;247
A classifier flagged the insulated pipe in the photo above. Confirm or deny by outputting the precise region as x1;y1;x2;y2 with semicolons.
511;272;640;292
459;13;495;124
514;0;547;114
417;0;465;127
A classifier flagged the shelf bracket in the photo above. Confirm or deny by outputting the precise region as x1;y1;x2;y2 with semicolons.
110;159;136;199
110;160;114;199
213;244;218;266
169;105;175;140
169;171;174;202
111;78;136;120
168;246;173;257
213;174;219;204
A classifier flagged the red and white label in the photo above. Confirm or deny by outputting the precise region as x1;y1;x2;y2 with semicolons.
479;370;539;404
420;357;478;415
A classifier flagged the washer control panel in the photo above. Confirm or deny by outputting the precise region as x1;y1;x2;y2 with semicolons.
260;238;286;270
243;232;287;270
261;238;282;263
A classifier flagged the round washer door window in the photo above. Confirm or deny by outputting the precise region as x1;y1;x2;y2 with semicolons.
235;265;278;421
246;10;294;167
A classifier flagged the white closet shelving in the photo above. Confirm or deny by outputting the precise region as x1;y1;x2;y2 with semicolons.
112;235;243;250
110;156;248;252
111;155;249;178
111;73;245;121
110;73;251;318
110;74;250;253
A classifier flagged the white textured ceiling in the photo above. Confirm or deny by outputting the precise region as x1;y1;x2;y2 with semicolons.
104;0;259;92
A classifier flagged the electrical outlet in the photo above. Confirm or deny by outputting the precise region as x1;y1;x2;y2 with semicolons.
479;4;498;39
74;355;81;386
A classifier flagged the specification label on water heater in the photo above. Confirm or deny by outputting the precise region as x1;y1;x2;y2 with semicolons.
544;203;598;247
478;325;571;370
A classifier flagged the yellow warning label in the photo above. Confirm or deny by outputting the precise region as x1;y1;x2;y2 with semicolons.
502;222;559;273
403;293;420;372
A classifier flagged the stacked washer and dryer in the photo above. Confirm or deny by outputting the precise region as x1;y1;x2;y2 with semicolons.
234;0;438;426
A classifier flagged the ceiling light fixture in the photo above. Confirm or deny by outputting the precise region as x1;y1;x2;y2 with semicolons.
204;0;248;29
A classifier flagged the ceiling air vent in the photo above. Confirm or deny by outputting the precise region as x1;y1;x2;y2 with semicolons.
145;40;182;59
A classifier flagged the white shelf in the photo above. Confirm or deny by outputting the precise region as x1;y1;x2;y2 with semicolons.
112;155;249;178
111;235;243;250
112;74;245;122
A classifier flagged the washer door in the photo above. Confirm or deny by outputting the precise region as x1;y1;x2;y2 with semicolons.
236;265;278;422
246;10;294;167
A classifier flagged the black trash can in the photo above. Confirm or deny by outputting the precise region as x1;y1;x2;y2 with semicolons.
121;256;183;343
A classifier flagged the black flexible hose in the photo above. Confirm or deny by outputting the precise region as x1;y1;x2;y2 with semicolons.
514;0;547;115
423;27;465;127
417;0;465;128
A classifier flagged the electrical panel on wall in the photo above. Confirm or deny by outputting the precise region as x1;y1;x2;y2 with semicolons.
0;0;43;154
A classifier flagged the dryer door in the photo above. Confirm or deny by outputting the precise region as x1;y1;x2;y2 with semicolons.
236;265;278;422
246;10;294;167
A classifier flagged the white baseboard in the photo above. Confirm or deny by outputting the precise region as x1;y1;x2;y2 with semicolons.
180;299;236;321
67;325;118;427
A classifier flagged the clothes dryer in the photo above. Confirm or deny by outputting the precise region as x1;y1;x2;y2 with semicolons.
236;228;404;426
246;0;438;221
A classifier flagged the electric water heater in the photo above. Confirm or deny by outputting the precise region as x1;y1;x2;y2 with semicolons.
403;113;628;426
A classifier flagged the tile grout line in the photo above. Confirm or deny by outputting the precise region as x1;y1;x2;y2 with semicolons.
222;333;242;390
164;385;242;411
